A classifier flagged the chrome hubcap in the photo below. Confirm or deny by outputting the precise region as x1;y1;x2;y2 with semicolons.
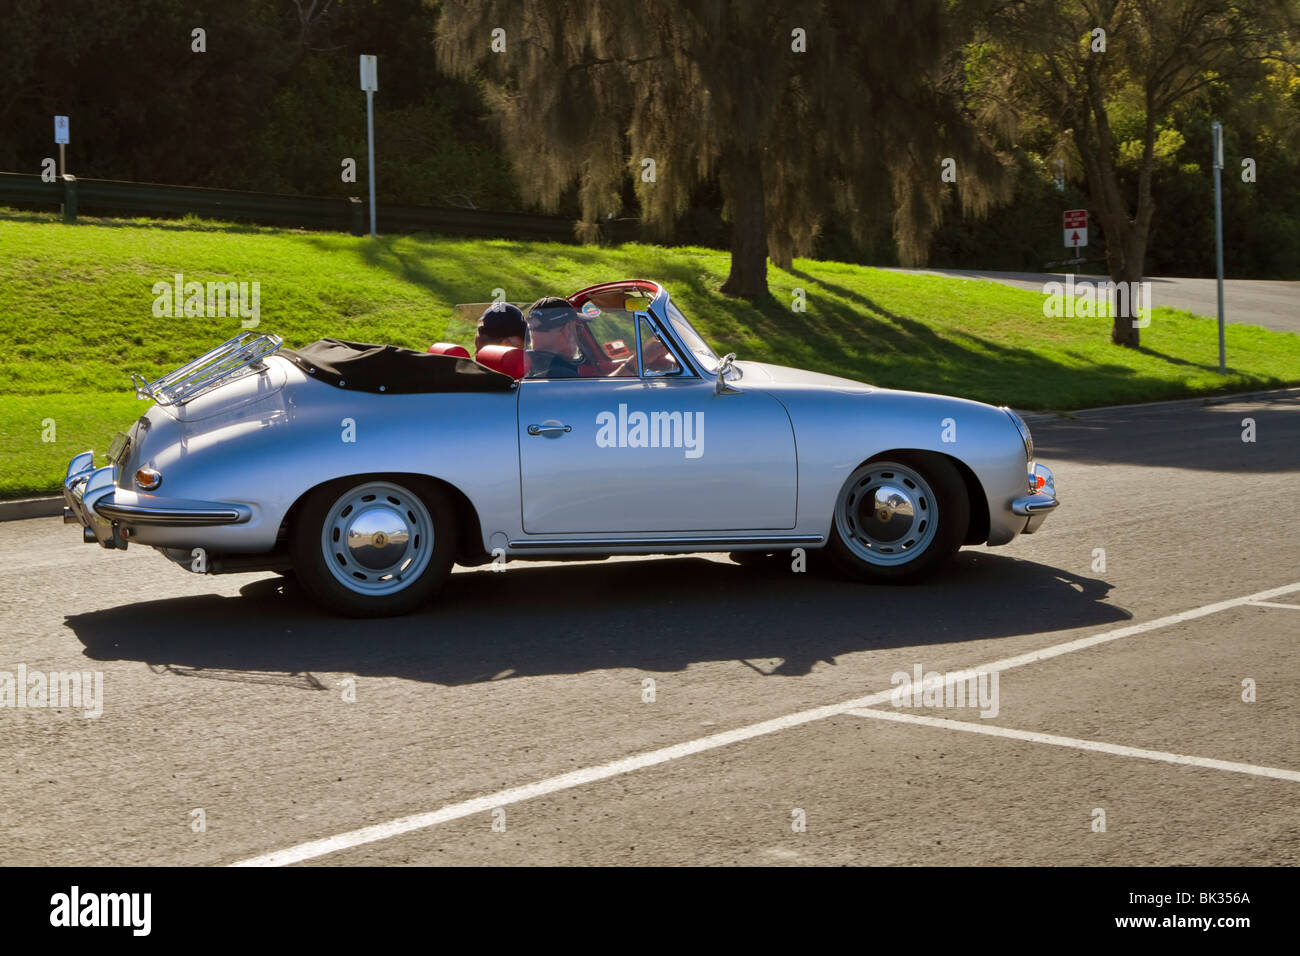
346;507;410;569
835;462;938;566
321;481;433;595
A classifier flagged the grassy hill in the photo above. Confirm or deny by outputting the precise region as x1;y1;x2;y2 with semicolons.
2;208;1298;498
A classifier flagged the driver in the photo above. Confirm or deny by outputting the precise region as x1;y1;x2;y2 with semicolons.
524;296;587;378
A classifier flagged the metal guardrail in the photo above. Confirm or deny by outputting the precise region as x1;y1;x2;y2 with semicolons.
0;171;640;243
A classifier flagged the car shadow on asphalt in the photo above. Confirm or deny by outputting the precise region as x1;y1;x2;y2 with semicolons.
65;551;1126;687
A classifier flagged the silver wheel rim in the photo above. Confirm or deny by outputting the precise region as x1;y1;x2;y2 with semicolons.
835;462;939;566
320;480;434;596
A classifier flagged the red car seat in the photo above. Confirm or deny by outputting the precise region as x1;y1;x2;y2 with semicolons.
428;342;471;358
475;345;528;380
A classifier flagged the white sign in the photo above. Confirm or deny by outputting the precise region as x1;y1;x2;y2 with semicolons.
359;55;378;92
1064;228;1088;248
54;115;69;145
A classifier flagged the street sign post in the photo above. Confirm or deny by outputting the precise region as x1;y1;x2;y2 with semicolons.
360;55;378;238
1062;209;1087;274
1212;121;1226;373
54;115;69;176
1063;209;1088;248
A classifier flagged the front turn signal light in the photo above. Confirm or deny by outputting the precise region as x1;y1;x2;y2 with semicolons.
134;467;162;491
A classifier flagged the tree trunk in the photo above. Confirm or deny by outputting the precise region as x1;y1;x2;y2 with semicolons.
720;148;768;298
1105;225;1146;348
1076;76;1147;348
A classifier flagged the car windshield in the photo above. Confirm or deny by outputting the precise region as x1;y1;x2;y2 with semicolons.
663;299;720;373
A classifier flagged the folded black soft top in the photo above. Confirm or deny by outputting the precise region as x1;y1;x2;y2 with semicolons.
280;338;513;394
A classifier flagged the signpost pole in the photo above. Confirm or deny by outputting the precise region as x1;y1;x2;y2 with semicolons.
54;115;69;216
1212;121;1226;374
366;88;376;238
360;55;378;239
1062;209;1088;276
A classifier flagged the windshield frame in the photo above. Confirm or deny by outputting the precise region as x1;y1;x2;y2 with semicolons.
657;297;721;374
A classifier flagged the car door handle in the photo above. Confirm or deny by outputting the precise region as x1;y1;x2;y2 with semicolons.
527;422;572;436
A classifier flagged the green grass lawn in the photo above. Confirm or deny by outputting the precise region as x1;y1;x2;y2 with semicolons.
2;207;1297;498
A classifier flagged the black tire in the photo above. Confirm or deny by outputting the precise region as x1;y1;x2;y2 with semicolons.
827;452;969;584
290;475;457;617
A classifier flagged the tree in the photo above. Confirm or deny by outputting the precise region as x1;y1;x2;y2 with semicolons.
967;0;1297;346
436;0;1008;297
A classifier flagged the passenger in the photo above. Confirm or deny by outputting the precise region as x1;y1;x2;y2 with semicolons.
473;303;527;356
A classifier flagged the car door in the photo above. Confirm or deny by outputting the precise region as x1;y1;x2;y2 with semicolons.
517;320;797;535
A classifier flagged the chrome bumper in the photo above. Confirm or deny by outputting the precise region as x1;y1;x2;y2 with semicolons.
63;450;250;549
1010;463;1059;534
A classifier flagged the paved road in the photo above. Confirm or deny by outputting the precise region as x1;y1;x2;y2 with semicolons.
888;269;1300;335
1;395;1297;865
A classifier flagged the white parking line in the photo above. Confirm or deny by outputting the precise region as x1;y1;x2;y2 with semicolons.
230;579;1300;866
1248;601;1300;611
843;708;1300;783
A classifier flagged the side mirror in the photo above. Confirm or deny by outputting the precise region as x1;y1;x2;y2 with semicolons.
715;352;740;394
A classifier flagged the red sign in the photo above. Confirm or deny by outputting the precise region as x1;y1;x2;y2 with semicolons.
1064;209;1088;229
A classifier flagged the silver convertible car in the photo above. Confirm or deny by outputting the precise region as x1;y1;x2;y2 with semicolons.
62;280;1058;616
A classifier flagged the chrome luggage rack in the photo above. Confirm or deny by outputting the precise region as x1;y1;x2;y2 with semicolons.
130;332;283;407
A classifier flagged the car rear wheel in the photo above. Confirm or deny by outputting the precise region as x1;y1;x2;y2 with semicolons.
291;476;456;617
828;453;968;584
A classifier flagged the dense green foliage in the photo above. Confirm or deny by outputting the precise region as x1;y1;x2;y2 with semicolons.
1;0;519;210
3;1;1295;277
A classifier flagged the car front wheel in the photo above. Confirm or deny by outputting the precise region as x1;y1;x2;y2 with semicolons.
291;476;456;617
827;453;969;583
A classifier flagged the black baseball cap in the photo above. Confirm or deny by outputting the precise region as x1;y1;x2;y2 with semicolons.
527;296;581;331
477;303;527;340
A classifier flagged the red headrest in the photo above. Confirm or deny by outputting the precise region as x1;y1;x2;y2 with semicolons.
475;345;527;380
428;342;471;358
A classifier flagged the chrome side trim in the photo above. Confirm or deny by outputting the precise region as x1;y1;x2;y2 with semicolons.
508;534;824;551
94;498;249;526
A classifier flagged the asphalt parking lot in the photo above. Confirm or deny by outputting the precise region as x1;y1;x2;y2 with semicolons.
1;392;1297;866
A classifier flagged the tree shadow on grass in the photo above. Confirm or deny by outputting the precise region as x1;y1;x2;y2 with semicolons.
285;235;1280;411
782;268;1265;409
